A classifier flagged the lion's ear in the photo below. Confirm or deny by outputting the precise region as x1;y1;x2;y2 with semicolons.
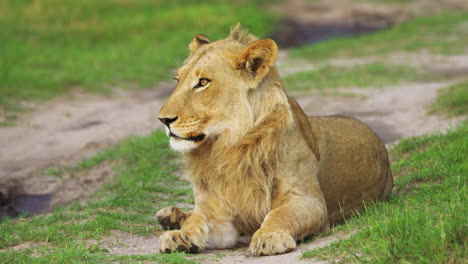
237;39;278;87
189;34;211;53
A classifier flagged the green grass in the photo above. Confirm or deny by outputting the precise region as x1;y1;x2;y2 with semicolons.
0;0;279;114
429;81;468;117
0;249;196;264
283;63;422;92
0;130;196;263
291;12;468;61
302;122;468;263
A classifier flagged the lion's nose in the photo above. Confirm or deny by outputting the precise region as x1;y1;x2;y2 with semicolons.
158;116;178;127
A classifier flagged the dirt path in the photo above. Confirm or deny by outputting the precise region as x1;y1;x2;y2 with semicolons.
296;82;463;144
0;85;172;180
87;230;351;264
0;84;173;211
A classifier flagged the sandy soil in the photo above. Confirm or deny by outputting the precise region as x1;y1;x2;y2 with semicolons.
296;82;464;144
87;230;161;256
201;233;353;264
0;84;175;209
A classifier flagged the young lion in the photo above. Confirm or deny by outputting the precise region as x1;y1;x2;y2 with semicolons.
156;25;393;256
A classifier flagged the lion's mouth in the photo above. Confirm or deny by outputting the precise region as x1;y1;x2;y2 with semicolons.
169;132;206;142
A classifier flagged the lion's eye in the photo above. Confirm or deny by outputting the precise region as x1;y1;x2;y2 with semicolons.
200;79;209;86
194;78;210;89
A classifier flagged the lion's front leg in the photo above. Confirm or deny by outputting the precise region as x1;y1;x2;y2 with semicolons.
159;212;208;253
159;204;238;253
250;197;328;256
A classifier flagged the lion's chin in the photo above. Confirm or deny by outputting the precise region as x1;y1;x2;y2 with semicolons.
165;127;206;153
169;137;200;153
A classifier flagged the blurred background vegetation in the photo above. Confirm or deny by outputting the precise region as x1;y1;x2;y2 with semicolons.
0;0;279;110
1;0;467;115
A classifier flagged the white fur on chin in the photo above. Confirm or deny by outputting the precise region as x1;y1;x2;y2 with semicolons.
169;137;198;153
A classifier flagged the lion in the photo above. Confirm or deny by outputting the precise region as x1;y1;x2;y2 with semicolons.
156;24;393;256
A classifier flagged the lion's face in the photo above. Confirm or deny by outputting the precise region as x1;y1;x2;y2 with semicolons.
158;33;278;152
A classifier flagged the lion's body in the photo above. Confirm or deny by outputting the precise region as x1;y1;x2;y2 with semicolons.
156;25;393;256
306;114;393;223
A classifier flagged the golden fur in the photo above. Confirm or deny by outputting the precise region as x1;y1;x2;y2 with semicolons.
156;24;393;256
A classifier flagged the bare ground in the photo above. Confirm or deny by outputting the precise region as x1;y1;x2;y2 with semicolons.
0;84;174;209
85;230;352;264
296;82;464;144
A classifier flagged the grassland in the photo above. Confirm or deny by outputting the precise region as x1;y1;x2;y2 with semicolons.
290;12;468;61
1;2;467;263
0;0;278;115
429;81;468;117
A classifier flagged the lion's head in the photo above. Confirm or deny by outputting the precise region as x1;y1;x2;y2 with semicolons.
158;25;285;152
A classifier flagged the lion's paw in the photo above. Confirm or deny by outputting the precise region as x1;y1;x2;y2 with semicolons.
249;230;296;256
159;230;203;253
156;206;189;230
